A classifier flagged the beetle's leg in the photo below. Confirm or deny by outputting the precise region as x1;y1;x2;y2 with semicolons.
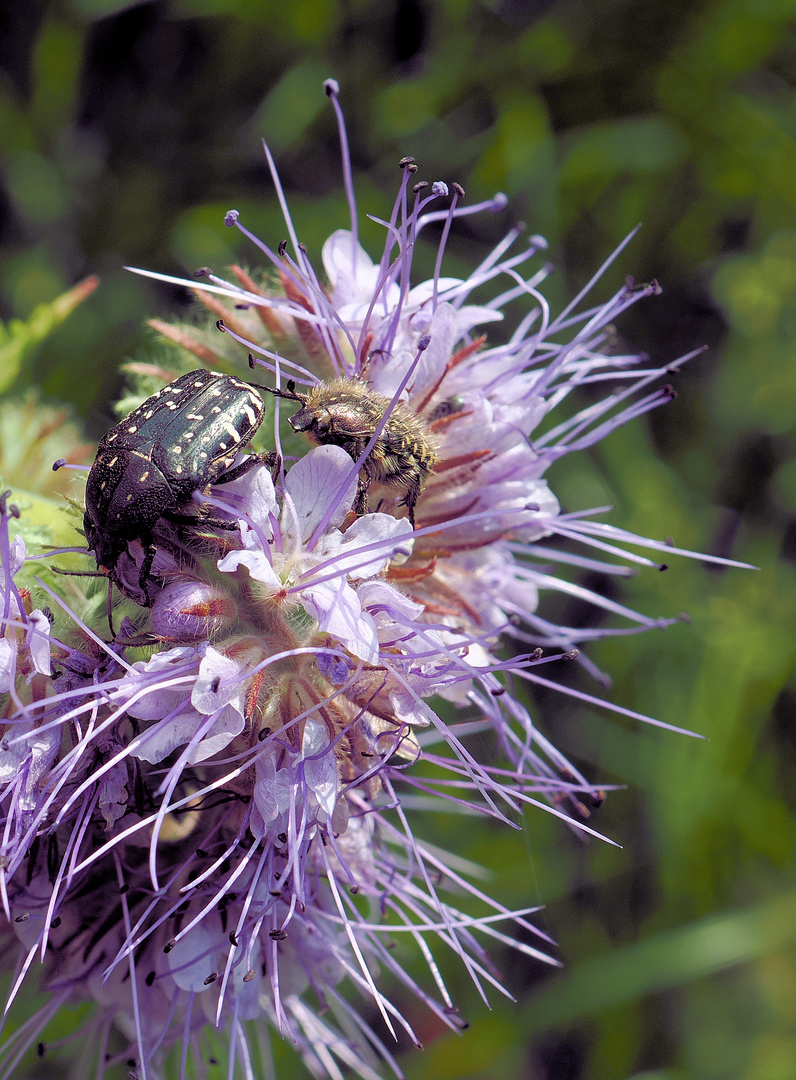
401;477;421;528
106;576;116;638
137;537;157;599
163;510;241;531
353;476;371;516
213;451;280;487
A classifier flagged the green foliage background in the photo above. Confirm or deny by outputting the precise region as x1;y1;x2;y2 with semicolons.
1;1;794;1078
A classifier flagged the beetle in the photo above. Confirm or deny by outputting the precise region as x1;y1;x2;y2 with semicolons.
264;377;437;525
83;369;266;606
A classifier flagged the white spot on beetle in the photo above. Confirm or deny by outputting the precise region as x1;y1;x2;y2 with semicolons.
139;471;149;482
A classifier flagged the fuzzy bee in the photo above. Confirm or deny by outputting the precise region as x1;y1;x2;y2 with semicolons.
266;377;436;525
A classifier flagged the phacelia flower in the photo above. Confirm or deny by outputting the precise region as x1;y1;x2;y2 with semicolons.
0;81;748;1080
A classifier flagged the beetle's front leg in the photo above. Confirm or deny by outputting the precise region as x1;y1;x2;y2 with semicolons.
137;534;157;600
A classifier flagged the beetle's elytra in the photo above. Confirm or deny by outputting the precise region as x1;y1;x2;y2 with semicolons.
83;369;265;599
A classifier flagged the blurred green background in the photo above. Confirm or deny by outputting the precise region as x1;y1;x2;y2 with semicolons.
1;1;794;1078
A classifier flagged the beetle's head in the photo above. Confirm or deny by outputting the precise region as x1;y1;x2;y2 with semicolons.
83;510;126;574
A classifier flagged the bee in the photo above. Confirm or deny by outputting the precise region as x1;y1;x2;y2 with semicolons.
265;377;436;525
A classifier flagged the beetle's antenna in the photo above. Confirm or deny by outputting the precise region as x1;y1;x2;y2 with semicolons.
247;354;307;403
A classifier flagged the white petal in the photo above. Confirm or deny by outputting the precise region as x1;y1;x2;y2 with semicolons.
283;445;358;541
168;923;221;992
26;610;52;677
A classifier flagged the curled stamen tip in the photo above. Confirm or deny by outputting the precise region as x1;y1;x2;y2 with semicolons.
52;458;67;472
224;209;240;226
324;78;340;96
413;180;429;193
278;240;288;257
398;155;417;169
216;319;226;332
193;267;212;278
432;181;449;197
452;182;465;198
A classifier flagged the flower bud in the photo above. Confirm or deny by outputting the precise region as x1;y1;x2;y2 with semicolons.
150;578;237;640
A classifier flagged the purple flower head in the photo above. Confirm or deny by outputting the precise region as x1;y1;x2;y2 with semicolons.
0;86;750;1080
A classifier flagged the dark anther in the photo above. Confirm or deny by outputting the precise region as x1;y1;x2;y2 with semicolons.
50;916;61;929
417;335;431;351
278;240;288;257
119;882;129;894
203;971;219;985
37;1043;45;1057
224;210;239;227
248;353;256;368
52;458;67;471
145;971;156;987
490;687;506;697
269;928;288;940
210;676;221;693
258;726;272;741
216;319;226;332
659;563;669;572
243;969;255;982
277;832;287;844
193;267;212;278
398;156;417;168
15;913;30;922
163;938;176;953
229;931;238;946
413;181;429;193
452;182;466;198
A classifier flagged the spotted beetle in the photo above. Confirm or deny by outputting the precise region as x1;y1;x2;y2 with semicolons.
83;369;266;606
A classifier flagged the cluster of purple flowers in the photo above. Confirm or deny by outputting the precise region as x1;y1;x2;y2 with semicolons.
0;82;743;1079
